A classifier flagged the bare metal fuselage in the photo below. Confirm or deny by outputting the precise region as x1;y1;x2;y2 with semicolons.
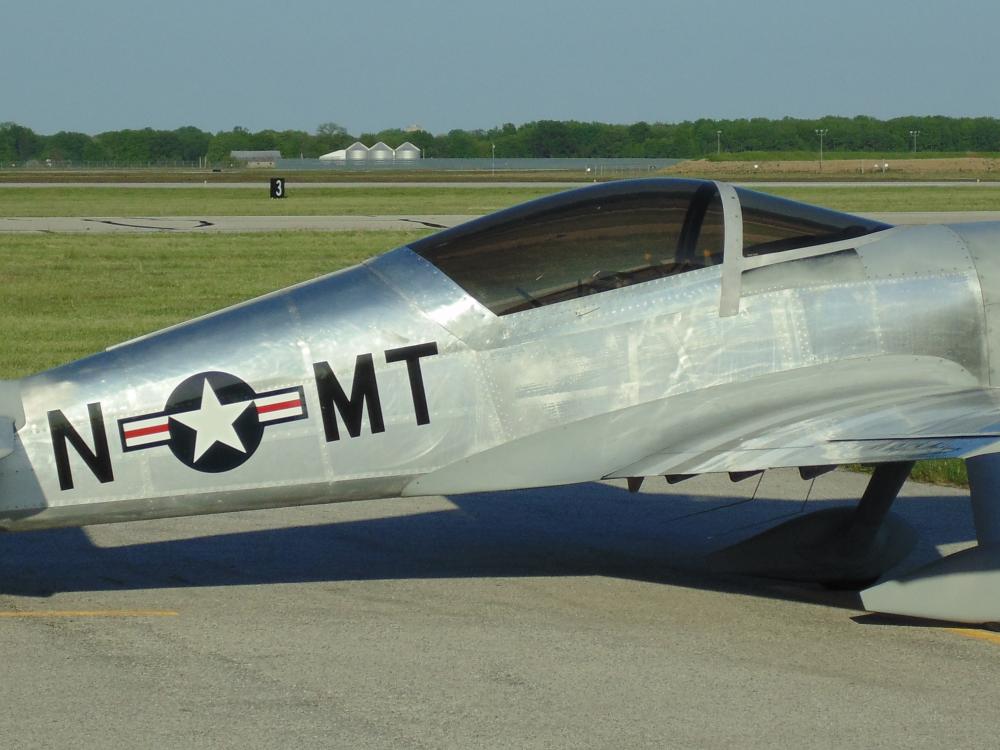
2;216;999;531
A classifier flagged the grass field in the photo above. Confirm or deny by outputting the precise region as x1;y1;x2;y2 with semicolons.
5;156;1000;183
5;184;1000;217
767;186;1000;212
0;187;559;217
7;155;1000;185
0;169;590;184
0;231;428;375
668;157;1000;182
705;151;1000;162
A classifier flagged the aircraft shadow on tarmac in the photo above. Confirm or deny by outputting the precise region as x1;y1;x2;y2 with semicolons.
0;481;975;611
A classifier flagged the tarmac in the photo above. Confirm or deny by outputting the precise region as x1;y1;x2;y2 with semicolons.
1;469;998;749
0;181;584;189
4;211;1000;234
0;215;476;233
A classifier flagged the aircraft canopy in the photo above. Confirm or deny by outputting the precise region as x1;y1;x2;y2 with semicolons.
410;179;889;316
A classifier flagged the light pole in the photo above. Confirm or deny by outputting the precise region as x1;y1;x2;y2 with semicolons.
909;130;920;153
815;128;828;170
491;143;496;176
716;130;722;155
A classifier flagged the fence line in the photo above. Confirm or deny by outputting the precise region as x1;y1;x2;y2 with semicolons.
1;157;684;172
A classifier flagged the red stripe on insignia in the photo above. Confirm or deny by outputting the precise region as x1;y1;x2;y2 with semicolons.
124;424;170;439
256;399;301;415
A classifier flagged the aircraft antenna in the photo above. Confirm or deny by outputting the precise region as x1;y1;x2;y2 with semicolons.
799;477;817;515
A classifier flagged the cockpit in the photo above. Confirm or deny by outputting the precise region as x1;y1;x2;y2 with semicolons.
409;178;890;317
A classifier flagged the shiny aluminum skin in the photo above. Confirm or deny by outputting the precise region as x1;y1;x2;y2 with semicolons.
1;180;999;531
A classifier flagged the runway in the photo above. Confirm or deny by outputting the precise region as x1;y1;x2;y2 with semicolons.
0;215;476;233
1;180;998;189
4;211;1000;234
1;469;997;749
0;181;586;189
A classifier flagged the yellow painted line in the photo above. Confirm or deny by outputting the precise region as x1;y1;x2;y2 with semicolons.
0;610;178;619
947;627;1000;645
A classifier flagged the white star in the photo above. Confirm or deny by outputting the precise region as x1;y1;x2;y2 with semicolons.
171;379;252;462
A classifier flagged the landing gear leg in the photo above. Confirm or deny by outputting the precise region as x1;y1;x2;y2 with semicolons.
709;462;917;585
862;453;1000;624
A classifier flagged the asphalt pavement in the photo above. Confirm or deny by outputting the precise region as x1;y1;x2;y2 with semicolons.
4;211;1000;234
1;179;999;188
1;469;997;749
0;215;476;233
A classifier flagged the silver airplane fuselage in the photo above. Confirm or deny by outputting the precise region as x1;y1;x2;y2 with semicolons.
2;189;999;532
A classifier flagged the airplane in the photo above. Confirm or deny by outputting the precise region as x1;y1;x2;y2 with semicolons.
2;177;1000;624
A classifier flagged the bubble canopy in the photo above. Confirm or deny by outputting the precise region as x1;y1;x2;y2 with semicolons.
409;178;890;316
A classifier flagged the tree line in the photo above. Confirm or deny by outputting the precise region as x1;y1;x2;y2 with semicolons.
2;116;999;166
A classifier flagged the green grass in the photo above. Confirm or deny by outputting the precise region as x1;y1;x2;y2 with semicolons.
706;151;1000;162
6;185;1000;218
0;168;592;184
765;186;1000;212
848;461;969;488
910;461;968;487
0;231;429;375
0;187;561;217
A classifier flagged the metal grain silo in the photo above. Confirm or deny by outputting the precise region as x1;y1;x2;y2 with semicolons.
346;142;369;162
395;141;421;160
369;141;394;161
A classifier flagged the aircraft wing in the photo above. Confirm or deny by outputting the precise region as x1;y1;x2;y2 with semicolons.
606;360;1000;479
606;389;1000;478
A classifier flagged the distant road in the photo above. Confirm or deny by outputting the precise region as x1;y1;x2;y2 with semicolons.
3;212;1000;234
1;180;999;189
0;215;476;233
0;181;584;190
865;211;1000;224
746;181;1000;188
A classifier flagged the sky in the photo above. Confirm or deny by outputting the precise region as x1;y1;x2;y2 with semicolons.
4;0;1000;136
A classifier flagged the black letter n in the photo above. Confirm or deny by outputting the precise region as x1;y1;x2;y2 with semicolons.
48;403;114;491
